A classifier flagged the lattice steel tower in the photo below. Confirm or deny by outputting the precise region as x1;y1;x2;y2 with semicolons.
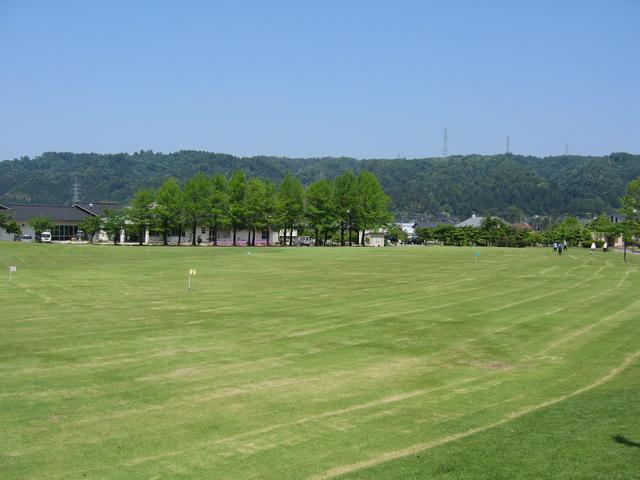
72;181;81;203
443;126;448;157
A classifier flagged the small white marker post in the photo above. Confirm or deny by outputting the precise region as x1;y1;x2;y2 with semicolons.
188;268;196;291
9;265;16;284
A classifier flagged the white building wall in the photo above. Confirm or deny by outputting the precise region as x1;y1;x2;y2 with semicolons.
0;228;16;241
363;231;385;247
0;225;36;241
368;233;385;247
149;227;279;246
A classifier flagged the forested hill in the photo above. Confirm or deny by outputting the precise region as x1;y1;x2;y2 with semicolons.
1;151;638;218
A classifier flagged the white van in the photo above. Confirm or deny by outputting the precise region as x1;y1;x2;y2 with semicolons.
40;231;52;243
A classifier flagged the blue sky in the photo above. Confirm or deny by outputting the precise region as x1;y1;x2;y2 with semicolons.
0;0;638;160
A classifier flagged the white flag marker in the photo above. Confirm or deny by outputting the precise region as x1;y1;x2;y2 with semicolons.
188;268;196;290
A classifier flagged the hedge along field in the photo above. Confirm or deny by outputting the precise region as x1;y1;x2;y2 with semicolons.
0;243;638;479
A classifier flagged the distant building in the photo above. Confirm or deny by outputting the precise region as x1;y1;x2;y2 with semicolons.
608;213;624;224
1;204;88;241
396;222;417;241
363;230;385;247
455;214;511;228
74;202;123;218
414;220;440;230
513;222;534;232
455;214;484;228
150;227;279;246
0;202;124;241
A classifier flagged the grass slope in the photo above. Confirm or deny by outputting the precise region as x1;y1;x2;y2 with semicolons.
0;244;638;479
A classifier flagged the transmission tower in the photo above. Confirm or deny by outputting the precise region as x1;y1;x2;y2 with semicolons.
506;134;510;154
443;126;448;157
72;181;81;203
565;143;569;155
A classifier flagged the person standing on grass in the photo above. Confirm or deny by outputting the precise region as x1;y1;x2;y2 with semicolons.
591;241;597;254
553;241;558;253
563;239;568;251
603;241;608;253
558;242;563;255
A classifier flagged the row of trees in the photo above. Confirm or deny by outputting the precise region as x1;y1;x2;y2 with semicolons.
411;217;592;247
5;173;638;249
409;177;640;248
85;170;391;246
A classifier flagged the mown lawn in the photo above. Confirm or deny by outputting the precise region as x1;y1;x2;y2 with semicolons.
0;243;638;479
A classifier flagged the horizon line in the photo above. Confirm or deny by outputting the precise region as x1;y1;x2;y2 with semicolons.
2;150;637;162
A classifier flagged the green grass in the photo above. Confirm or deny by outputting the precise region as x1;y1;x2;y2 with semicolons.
0;243;638;479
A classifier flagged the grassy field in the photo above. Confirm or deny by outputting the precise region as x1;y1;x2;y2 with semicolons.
0;243;638;479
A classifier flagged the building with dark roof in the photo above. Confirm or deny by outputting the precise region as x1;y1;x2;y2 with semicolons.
455;214;511;228
1;201;282;246
455;214;484;228
73;203;124;217
0;203;122;241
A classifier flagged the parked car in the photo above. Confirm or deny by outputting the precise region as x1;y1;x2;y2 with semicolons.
40;231;52;243
17;234;33;242
294;236;313;246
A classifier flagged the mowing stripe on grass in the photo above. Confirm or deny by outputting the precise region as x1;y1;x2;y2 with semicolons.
308;350;640;480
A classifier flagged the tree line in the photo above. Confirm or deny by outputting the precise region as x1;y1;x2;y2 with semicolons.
4;174;639;249
400;213;638;249
409;217;590;247
80;170;391;246
1;151;639;218
405;177;640;248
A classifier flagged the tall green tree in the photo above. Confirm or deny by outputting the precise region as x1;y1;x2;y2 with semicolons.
617;177;640;253
244;178;267;246
103;209;126;245
552;216;590;246
228;171;247;246
619;177;640;215
387;223;409;245
589;213;616;243
433;224;456;245
334;171;357;246
355;171;392;245
414;226;432;245
209;174;229;246
128;189;156;245
306;179;336;246
0;212;21;238
78;215;102;244
480;217;508;246
155;177;183;246
277;174;305;246
260;180;278;246
183;173;212;246
4;219;21;237
0;212;9;230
